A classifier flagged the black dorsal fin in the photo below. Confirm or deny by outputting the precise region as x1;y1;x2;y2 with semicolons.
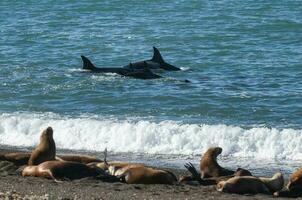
104;148;109;167
151;46;165;63
81;55;96;70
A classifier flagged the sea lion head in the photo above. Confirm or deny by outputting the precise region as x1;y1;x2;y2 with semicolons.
40;127;53;141
235;168;252;176
216;180;227;192
206;147;222;161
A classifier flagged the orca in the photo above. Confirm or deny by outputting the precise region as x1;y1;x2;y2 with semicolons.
123;47;181;71
81;55;162;80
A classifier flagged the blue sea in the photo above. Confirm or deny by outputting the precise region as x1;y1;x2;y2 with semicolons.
0;1;302;176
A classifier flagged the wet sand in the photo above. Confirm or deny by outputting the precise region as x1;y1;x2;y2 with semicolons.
0;148;299;200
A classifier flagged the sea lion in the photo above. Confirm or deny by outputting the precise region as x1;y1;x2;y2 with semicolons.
28;127;56;166
109;164;177;184
0;152;31;166
287;167;302;190
217;176;270;194
234;168;253;177
182;162;218;185
216;172;283;195
200;147;234;178
102;148;176;184
259;172;284;193
274;167;302;197
22;160;105;181
0;152;102;165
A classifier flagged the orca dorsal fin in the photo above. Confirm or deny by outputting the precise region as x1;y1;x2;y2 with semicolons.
151;46;165;63
81;55;96;70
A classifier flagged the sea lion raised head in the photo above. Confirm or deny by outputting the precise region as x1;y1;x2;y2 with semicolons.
235;168;253;177
200;147;234;178
28;127;56;166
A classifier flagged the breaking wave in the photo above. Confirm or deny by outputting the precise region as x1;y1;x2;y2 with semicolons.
0;113;301;161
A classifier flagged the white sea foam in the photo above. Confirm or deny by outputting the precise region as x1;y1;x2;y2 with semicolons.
0;113;301;161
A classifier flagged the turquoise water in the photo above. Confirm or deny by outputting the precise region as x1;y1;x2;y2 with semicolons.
0;1;302;174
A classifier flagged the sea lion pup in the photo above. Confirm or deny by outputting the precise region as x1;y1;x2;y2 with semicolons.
28;127;56;166
200;147;235;178
216;172;283;195
22;160;107;181
103;149;177;184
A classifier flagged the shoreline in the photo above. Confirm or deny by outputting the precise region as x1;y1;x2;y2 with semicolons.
0;148;297;200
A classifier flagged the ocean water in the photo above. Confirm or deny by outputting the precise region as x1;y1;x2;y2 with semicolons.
0;1;302;176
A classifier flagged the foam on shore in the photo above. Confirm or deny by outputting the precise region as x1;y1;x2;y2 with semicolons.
0;113;301;160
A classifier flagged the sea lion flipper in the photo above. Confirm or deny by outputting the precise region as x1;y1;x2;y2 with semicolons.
184;162;200;180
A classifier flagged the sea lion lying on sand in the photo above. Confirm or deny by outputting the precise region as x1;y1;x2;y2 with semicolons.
0;152;31;166
181;162;252;185
217;172;283;195
28;127;56;166
108;164;177;184
200;147;235;178
102;148;177;184
274;167;302;197
0;152;102;166
22;160;106;181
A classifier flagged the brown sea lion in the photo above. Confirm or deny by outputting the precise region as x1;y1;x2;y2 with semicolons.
259;172;284;193
182;162;219;185
217;172;283;195
22;160;104;181
0;152;31;166
217;176;270;194
0;151;103;165
274;167;302;197
102;148;176;184
235;168;252;177
200;147;234;178
28;127;56;166
109;164;177;184
287;167;302;190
